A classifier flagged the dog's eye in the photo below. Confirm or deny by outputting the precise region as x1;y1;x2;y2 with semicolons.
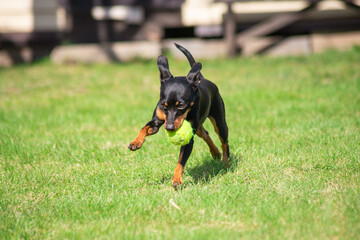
178;105;185;110
162;104;167;110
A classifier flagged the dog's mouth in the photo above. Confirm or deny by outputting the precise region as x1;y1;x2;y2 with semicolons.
165;118;184;132
165;123;180;132
164;108;191;132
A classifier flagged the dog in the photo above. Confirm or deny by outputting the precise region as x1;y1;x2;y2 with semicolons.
128;43;230;188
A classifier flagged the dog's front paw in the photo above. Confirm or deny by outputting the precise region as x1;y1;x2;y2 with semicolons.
172;175;183;190
172;180;182;190
128;139;144;151
172;163;184;190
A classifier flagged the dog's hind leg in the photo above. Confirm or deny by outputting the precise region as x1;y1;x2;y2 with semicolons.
209;116;230;165
196;126;221;159
208;94;230;165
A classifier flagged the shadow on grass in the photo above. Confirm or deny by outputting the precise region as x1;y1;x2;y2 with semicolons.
187;154;242;184
158;154;242;187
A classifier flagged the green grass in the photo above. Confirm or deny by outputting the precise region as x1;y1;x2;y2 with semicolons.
0;48;359;239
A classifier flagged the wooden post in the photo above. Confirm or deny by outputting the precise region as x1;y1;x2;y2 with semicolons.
58;0;72;42
224;2;236;57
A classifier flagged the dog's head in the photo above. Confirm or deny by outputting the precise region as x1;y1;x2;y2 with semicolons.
156;55;201;131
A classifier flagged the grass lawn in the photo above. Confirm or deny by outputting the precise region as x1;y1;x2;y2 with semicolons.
0;47;359;239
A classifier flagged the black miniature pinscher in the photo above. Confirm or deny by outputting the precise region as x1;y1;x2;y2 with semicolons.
128;43;229;189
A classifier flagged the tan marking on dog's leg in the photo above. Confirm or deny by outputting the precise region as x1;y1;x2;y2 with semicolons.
172;163;184;189
129;125;151;151
196;126;221;159
222;143;230;165
209;117;230;165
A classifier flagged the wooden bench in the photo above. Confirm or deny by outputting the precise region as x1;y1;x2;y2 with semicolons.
216;0;360;57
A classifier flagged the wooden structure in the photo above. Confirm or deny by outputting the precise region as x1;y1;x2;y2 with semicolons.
0;0;65;65
1;0;360;65
219;0;360;57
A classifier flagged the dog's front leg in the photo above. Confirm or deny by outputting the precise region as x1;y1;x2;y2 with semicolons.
172;138;194;189
128;109;164;151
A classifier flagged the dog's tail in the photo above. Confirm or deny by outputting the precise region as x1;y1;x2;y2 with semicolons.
174;43;196;67
174;43;204;80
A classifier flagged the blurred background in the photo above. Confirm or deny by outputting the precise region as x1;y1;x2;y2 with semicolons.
1;0;360;66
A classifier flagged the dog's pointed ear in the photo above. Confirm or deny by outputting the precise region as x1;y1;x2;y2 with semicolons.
157;55;173;83
186;62;202;86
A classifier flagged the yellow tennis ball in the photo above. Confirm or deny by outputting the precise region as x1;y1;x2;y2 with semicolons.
166;120;193;146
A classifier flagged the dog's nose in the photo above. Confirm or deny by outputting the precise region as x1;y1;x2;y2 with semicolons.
165;123;175;131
